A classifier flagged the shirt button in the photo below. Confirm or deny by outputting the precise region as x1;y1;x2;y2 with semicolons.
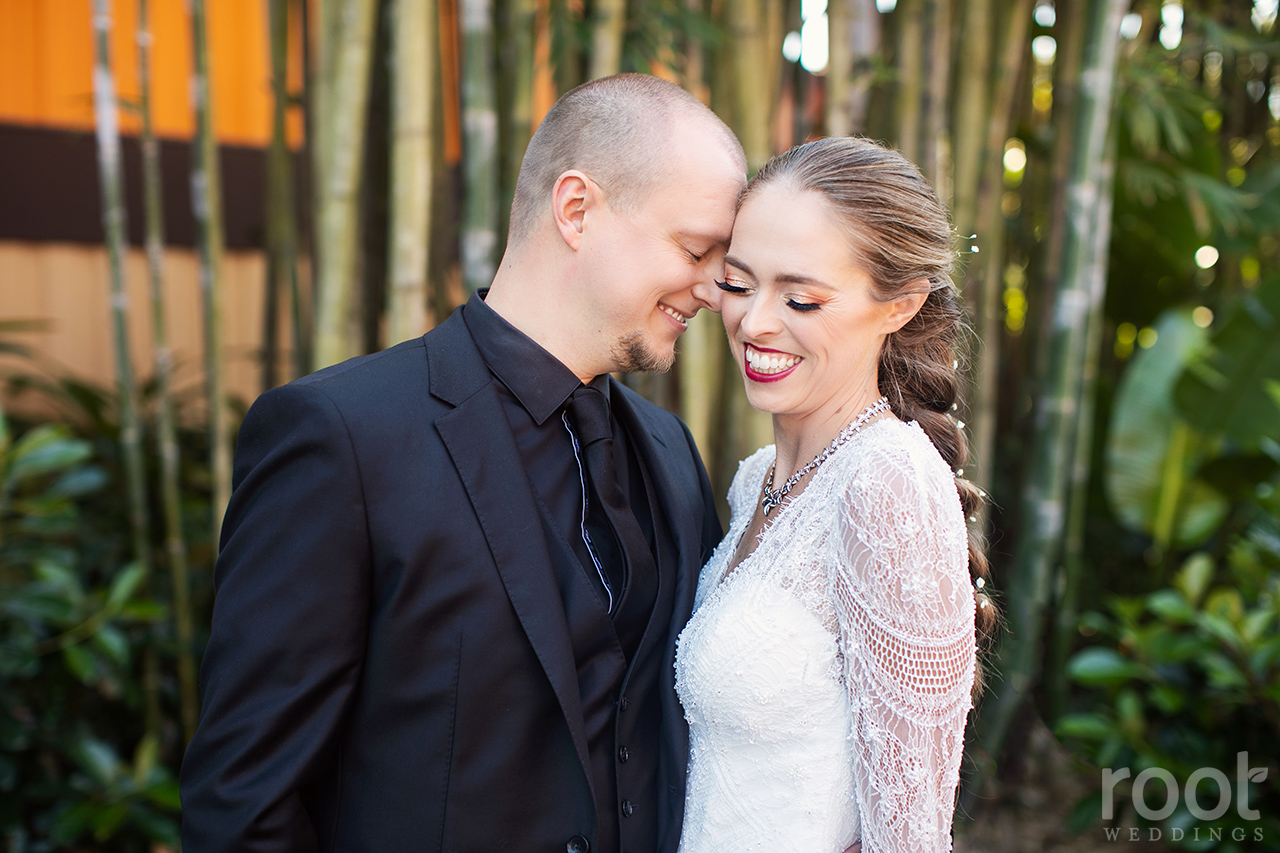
619;696;630;711
618;746;630;763
566;836;590;853
621;800;634;818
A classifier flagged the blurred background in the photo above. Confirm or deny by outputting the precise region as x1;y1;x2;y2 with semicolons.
0;0;1278;850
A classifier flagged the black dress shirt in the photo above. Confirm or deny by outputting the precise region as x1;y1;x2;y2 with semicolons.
463;291;657;618
463;291;664;852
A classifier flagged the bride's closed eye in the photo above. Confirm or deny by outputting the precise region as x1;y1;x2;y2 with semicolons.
715;279;749;294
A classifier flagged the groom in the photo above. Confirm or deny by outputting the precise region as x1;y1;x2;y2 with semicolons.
179;74;746;853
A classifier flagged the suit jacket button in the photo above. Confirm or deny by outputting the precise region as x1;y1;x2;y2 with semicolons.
619;696;630;711
621;799;634;818
566;836;590;853
618;746;630;763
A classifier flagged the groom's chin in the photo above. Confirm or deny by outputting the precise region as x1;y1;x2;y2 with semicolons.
613;334;677;375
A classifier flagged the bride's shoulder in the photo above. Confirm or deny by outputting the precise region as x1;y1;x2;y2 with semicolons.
840;418;956;493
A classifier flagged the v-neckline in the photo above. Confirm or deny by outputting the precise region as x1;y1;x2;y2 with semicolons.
712;416;898;594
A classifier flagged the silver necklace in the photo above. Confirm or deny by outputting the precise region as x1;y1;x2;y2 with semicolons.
760;396;891;516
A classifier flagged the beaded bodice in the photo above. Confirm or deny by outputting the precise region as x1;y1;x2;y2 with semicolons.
674;418;977;853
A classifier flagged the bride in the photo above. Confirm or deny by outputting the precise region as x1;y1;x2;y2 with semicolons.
675;137;998;853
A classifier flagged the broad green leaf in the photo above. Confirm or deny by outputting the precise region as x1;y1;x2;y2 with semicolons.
72;736;121;787
91;802;129;841
1149;685;1186;714
1146;589;1196;623
48;464;109;498
141;777;182;810
6;426;93;485
1175;274;1280;448
1107;308;1229;546
1067;647;1143;685
49;801;97;843
1205;588;1245;623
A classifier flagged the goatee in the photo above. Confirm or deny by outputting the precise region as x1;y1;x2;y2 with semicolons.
613;332;675;374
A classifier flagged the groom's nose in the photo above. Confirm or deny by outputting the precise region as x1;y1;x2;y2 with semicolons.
690;278;723;313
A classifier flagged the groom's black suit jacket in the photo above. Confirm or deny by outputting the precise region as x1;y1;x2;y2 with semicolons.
179;304;723;852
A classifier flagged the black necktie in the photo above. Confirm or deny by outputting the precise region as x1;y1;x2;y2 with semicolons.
566;385;657;658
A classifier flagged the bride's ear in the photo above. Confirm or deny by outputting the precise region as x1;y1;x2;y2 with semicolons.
882;282;930;334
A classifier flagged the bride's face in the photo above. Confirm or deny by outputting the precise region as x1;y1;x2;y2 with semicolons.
717;183;908;426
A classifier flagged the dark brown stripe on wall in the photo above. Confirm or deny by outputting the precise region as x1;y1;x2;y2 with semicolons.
0;123;307;250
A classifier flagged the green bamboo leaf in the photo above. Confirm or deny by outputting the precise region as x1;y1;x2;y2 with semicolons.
1117;688;1145;740
1242;610;1274;645
1067;647;1143;685
1107;308;1229;546
1055;712;1114;740
92;624;129;666
133;733;159;787
63;645;97;685
1176;552;1214;604
105;562;145;610
1175;274;1280;447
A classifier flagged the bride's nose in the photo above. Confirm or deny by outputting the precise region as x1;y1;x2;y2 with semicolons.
738;292;782;339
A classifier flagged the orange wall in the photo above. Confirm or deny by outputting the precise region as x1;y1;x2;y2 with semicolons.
0;0;304;146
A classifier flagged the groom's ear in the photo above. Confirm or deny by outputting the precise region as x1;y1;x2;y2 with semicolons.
552;170;593;251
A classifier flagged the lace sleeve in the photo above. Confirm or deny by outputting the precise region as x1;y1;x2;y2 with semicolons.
829;437;976;853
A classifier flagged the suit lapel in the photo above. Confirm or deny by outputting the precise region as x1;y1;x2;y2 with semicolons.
427;313;595;799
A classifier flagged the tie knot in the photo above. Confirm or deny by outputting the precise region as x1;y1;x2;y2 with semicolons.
568;386;612;445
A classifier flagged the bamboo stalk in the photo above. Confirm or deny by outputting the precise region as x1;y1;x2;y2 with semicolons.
1050;126;1118;721
386;0;435;344
826;0;879;137
137;0;198;743
312;0;379;367
589;0;626;78
728;0;771;170
966;0;1032;514
950;0;991;236
92;0;156;738
459;0;500;294
894;0;923;160
917;0;951;185
505;0;536;227
188;0;232;546
263;0;299;389
974;0;1129;766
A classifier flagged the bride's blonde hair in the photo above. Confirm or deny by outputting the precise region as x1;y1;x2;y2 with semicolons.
742;136;999;694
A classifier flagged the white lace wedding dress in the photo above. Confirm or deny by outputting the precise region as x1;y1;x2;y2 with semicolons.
675;418;977;853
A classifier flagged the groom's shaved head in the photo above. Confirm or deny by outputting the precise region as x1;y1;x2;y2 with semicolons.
508;74;745;247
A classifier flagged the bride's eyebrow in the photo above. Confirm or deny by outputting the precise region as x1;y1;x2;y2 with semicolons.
725;255;753;275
